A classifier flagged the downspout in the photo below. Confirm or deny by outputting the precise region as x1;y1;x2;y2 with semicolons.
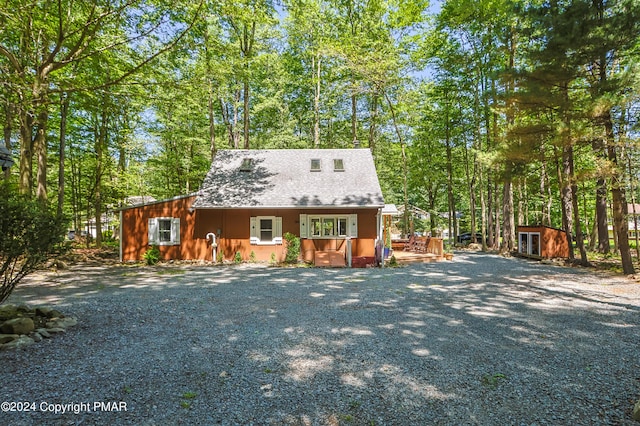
377;208;384;268
206;232;217;263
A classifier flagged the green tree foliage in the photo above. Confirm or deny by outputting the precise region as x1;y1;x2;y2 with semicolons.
0;185;67;304
1;0;640;274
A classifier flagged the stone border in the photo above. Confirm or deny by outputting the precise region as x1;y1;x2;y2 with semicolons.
0;304;77;350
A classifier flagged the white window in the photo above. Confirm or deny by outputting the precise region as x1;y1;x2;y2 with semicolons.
250;216;282;245
148;218;180;246
300;214;357;239
518;232;541;256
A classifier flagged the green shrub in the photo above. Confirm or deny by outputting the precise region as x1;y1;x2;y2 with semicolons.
216;250;224;263
143;246;161;265
270;252;277;265
234;251;242;264
0;185;68;304
249;251;257;263
284;232;300;264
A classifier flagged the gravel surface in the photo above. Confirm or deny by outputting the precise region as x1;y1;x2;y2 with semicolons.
1;252;639;425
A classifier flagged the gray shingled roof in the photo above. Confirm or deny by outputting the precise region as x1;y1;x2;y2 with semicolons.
192;149;385;209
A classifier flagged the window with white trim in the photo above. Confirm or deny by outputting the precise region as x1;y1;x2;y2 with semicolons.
148;217;180;246
250;216;282;245
300;214;357;239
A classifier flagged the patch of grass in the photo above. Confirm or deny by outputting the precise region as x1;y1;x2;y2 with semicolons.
179;391;197;409
341;414;354;422
263;368;273;373
481;373;507;389
122;386;132;394
348;399;361;409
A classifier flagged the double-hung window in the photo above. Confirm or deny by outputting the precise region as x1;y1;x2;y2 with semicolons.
250;216;283;245
300;214;357;239
148;217;181;246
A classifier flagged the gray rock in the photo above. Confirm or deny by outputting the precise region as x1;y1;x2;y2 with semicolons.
0;336;35;350
1;317;35;334
35;307;54;317
46;309;63;319
633;399;640;421
0;304;18;321
16;304;31;313
31;332;43;343
46;317;77;329
0;334;19;344
36;328;51;338
45;327;66;334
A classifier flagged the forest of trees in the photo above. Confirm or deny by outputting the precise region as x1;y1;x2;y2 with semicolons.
1;0;639;273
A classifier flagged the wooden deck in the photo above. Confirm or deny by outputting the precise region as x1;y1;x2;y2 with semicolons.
391;250;446;264
389;237;450;264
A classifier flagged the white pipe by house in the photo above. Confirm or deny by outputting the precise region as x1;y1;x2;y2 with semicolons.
206;232;217;263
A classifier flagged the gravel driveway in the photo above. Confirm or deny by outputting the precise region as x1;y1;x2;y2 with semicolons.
1;252;639;425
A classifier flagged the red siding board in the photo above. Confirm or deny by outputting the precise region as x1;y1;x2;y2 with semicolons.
517;225;569;259
121;200;379;263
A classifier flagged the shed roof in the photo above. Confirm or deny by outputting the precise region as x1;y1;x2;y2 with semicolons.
192;149;385;209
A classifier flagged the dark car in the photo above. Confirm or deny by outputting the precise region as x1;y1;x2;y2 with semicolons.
457;232;483;243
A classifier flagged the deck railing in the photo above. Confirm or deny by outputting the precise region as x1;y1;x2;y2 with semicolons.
400;237;444;257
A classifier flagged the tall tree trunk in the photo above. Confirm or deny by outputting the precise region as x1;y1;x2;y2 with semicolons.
204;25;216;160
351;93;358;147
208;80;216;159
556;144;575;260
243;80;250;149
233;90;240;149
604;113;634;274
487;175;494;248
517;179;524;226
593;137;610;253
494;179;500;249
501;25;516;253
627;151;640;260
570;147;588;264
540;158;551;225
313;54;321;148
501;170;515;253
57;93;69;219
382;91;408;236
94;104;109;249
445;105;455;245
32;74;49;202
34;109;48;202
368;94;378;154
18;105;34;196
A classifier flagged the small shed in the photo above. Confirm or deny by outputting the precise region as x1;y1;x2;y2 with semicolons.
517;225;569;259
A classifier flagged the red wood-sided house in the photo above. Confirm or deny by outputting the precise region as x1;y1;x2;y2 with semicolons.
119;149;386;265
